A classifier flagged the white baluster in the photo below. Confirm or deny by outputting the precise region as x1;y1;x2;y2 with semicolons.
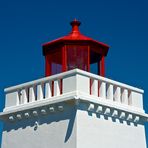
114;86;121;102
37;84;44;100
99;81;106;99
54;79;60;96
107;84;113;101
16;91;20;105
45;82;52;98
15;91;21;105
128;91;132;105
29;86;35;102
91;79;98;96
121;88;128;104
20;89;27;104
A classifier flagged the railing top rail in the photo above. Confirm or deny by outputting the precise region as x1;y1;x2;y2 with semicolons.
76;70;144;93
5;69;144;93
4;69;78;92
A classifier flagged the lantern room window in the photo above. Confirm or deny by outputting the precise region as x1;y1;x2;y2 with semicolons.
90;49;101;75
45;48;62;75
67;45;89;71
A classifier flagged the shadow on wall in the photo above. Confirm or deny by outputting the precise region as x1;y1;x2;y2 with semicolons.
3;105;77;143
78;102;140;127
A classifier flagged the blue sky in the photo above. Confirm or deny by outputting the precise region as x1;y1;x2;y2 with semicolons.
0;0;148;145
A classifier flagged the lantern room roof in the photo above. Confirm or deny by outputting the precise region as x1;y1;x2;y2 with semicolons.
43;19;109;55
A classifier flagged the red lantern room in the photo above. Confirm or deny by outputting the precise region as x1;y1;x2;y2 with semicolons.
42;19;109;77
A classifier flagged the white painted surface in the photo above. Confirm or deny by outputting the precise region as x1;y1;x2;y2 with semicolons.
54;79;61;96
91;79;98;96
1;92;147;122
114;86;121;102
131;91;143;108
20;89;28;104
1;69;147;148
76;74;90;95
1;106;77;148
1;102;147;148
77;109;147;148
3;69;145;112
1;94;148;148
37;84;44;100
29;86;35;102
99;81;106;99
45;82;52;98
106;84;113;101
63;74;77;93
121;88;128;104
5;92;19;107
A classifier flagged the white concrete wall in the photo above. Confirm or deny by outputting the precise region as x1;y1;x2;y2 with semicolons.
1;106;77;148
1;102;147;148
76;108;147;148
1;69;147;148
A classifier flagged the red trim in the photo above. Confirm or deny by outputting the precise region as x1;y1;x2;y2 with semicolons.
45;56;51;76
88;46;91;95
70;19;81;34
100;56;105;77
42;21;109;57
42;37;109;49
98;61;100;75
88;46;90;72
62;45;67;72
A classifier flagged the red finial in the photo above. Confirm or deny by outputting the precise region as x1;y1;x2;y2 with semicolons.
70;19;81;34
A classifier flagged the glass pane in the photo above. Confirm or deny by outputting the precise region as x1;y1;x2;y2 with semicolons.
90;63;98;75
67;45;88;71
90;49;101;75
50;49;62;75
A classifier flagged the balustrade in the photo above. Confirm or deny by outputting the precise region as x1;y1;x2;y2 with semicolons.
4;69;143;111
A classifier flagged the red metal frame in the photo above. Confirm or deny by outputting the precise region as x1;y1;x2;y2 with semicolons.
45;55;51;76
100;56;105;76
62;45;67;72
43;20;109;77
88;46;90;71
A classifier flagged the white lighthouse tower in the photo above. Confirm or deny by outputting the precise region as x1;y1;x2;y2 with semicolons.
0;19;148;148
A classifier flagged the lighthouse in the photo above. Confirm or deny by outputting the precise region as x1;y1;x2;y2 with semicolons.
0;20;148;148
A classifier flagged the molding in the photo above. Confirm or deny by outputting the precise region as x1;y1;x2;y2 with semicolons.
0;91;147;123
